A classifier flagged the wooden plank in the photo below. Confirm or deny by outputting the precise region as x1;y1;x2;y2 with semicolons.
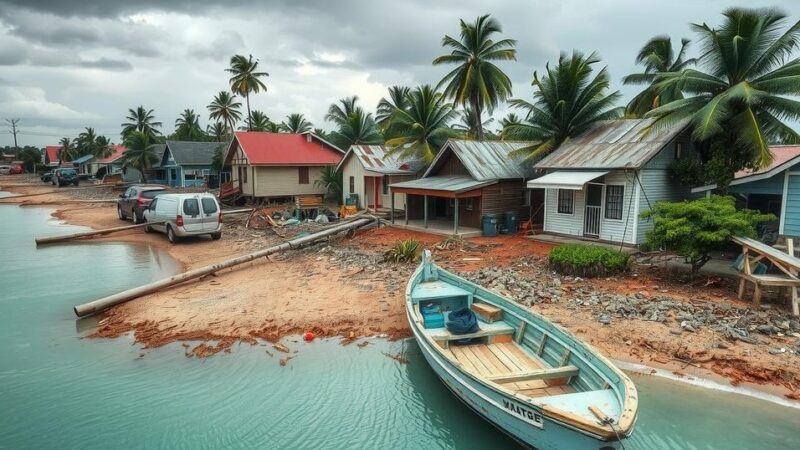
470;345;508;376
471;302;502;323
503;342;543;370
486;366;579;384
495;343;538;371
456;346;491;377
559;349;572;367
450;346;480;374
537;333;548;356
486;344;524;372
514;322;526;343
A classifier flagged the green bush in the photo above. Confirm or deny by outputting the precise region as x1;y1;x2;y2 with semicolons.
384;240;422;263
548;244;630;277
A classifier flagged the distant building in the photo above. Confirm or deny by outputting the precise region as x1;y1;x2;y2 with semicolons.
43;146;61;167
335;145;422;209
225;132;344;201
159;140;222;187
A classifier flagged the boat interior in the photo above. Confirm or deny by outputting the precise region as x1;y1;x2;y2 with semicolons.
410;275;627;427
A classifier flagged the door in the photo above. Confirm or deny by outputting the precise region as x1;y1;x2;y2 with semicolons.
122;187;136;216
584;184;603;237
181;197;204;233
153;198;174;232
200;196;220;231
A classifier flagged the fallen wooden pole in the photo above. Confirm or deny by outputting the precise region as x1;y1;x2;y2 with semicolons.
221;208;254;215
72;217;375;317
35;222;165;246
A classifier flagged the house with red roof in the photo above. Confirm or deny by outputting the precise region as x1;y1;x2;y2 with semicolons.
43;146;62;167
224;132;344;200
693;145;800;236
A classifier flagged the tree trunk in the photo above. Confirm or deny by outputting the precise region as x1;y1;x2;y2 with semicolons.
472;93;484;141
246;93;252;131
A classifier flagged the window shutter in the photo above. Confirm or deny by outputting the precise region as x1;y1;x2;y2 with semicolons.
299;167;309;184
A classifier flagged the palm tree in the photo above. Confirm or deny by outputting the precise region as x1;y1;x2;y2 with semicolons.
240;110;273;131
432;14;516;140
623;36;696;116
121;106;162;138
226;54;269;131
58;137;75;164
385;85;456;163
207;122;230;142
503;51;623;160
325;96;360;126
280;113;313;133
120;131;158;182
328;109;383;150
94;135;115;159
376;86;411;131
314;165;343;201
313;128;330;140
451;106;495;139
173;109;205;141
645;8;800;176
75;127;99;156
207;91;243;132
498;113;522;136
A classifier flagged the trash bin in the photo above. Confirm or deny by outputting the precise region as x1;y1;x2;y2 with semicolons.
482;214;498;237
346;193;359;207
503;210;519;234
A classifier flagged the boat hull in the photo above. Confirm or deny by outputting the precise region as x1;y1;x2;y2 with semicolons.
409;310;621;450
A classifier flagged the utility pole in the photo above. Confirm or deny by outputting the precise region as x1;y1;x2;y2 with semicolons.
6;118;20;159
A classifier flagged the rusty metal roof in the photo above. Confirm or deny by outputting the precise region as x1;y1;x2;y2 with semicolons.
390;175;496;193
425;139;536;181
534;119;689;170
337;145;423;175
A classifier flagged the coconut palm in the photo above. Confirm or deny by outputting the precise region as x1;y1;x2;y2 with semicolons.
325;96;360;126
173;109;205;141
75;127;99;156
239;110;272;132
646;8;800;171
121;106;162;139
207;91;242;132
623;36;696;116
280;113;313;133
207;122;230;142
57;137;75;164
433;14;516;140
93;135;115;159
503;51;623;160
226;54;269;131
385;85;456;163
451;106;495;139
120;131;158;182
328;109;383;150
498;113;522;136
376;86;411;131
313;128;330;140
314;165;343;201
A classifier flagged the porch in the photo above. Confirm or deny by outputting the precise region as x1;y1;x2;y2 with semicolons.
389;219;482;238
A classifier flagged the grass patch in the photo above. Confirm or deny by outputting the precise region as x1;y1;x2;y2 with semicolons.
384;240;422;263
548;244;630;277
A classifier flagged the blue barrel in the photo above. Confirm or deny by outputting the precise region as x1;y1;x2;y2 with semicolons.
482;214;498;237
504;210;519;234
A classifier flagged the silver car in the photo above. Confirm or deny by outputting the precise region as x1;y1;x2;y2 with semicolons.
143;193;223;243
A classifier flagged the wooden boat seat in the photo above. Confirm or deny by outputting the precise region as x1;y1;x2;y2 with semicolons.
426;321;515;345
412;281;473;302
485;365;579;384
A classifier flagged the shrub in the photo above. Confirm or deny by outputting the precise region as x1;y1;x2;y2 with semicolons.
548;244;630;277
384;240;422;263
640;195;775;273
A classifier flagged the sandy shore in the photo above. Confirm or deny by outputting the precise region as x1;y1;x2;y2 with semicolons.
2;174;798;401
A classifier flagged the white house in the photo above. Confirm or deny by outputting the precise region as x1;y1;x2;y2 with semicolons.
528;118;695;246
335;145;422;209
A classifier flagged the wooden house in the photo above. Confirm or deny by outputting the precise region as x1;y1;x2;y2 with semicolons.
528;118;696;246
159;141;221;187
389;139;535;236
335;145;422;209
225;132;344;201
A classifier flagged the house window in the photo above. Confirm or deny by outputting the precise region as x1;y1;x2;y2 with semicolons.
557;189;574;214
524;190;532;206
349;176;355;194
675;142;684;159
605;185;624;220
239;166;247;183
382;175;389;195
465;198;474;211
298;167;309;184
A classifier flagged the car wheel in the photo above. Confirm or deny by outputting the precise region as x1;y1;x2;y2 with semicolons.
144;224;152;233
166;226;178;244
211;232;222;240
132;212;141;224
117;206;125;220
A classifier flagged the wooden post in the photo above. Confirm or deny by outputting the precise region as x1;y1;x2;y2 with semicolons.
35;222;165;246
787;239;799;316
423;195;428;229
454;197;459;235
390;190;394;224
405;199;409;225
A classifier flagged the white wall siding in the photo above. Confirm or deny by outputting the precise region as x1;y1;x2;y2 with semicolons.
543;187;585;237
636;169;689;243
341;154;366;207
253;166;327;197
598;171;638;245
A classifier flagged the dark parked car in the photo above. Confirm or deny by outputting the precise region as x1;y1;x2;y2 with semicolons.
41;171;53;182
117;185;167;224
53;168;79;187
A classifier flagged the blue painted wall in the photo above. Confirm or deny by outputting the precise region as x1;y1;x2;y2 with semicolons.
729;175;784;196
784;174;800;236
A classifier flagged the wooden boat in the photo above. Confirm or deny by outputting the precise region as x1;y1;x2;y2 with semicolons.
406;251;637;449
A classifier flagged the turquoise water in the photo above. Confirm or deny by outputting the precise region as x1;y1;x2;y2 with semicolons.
1;202;799;449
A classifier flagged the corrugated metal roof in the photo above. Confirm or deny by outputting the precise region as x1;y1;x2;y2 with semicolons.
70;154;94;165
425;140;535;181
339;145;424;175
692;145;800;193
231;132;343;166
390;175;496;193
165;141;224;166
534;118;689;170
527;171;609;190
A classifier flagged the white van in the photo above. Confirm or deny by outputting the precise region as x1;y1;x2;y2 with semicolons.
143;193;223;243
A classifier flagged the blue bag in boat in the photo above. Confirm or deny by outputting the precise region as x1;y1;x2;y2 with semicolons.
446;307;479;334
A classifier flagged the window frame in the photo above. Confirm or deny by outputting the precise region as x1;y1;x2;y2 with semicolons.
675;142;684;159
465;198;474;211
349;176;355;194
298;167;309;184
604;184;625;221
382;175;389;195
183;198;200;217
556;189;574;215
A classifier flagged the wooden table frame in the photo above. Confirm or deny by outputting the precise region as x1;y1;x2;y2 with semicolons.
733;236;800;316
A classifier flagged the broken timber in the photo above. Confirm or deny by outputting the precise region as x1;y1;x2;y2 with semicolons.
35;222;166;246
72;216;376;317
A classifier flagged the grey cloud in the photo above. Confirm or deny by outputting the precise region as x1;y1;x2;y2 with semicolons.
77;57;132;71
188;30;245;60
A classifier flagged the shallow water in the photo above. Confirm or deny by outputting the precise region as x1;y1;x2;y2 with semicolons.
1;203;799;449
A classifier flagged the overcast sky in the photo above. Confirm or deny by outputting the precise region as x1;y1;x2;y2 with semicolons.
0;0;796;147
